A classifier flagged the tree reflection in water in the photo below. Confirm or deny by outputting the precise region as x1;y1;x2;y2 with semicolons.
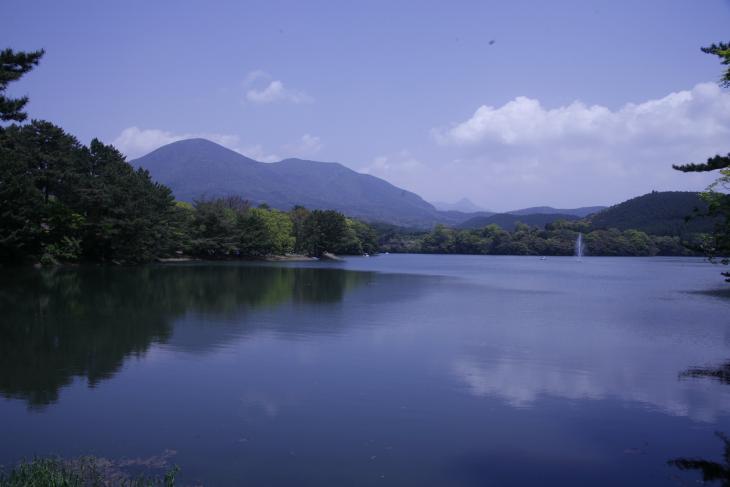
679;362;730;385
669;432;730;486
0;264;370;409
670;362;730;485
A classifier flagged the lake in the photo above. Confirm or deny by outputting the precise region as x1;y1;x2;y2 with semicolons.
1;255;729;486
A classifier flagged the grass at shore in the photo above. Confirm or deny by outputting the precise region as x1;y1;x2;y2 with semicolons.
0;457;178;487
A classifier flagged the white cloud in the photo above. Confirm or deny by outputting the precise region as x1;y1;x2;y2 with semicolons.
453;356;730;423
238;134;323;162
359;150;425;191
238;144;280;163
282;134;323;158
112;127;241;159
433;83;730;147
243;69;269;85
418;83;730;209
243;70;313;105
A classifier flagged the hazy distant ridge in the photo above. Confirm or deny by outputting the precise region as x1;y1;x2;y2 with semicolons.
507;205;606;217
458;212;581;231
432;198;491;213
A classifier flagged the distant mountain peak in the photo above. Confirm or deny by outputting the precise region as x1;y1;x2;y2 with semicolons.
155;137;234;151
131;138;447;227
507;205;606;218
432;197;488;213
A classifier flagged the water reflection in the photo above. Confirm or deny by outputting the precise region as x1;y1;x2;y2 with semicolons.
0;264;371;408
453;353;730;422
669;432;730;486
680;362;730;385
669;362;730;485
1;256;729;485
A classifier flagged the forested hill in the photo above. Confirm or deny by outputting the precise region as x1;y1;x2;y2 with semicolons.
132;138;462;228
589;191;715;235
458;212;581;230
508;205;606;217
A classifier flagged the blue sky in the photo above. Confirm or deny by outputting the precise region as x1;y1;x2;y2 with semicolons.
6;0;730;210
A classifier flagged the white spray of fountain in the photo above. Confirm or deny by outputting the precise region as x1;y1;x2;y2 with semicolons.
575;232;584;259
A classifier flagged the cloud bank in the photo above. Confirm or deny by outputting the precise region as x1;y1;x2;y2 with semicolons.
367;83;730;210
433;82;730;148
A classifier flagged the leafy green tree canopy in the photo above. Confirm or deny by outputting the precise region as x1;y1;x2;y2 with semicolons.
301;209;359;257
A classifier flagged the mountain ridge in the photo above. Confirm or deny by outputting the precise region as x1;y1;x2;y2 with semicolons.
458;212;581;231
432;198;490;213
589;191;715;235
507;205;606;217
131;138;463;227
131;138;616;229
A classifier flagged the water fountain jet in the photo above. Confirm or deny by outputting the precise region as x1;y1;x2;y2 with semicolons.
575;232;584;259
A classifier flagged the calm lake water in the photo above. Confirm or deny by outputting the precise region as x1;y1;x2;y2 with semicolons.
1;255;730;486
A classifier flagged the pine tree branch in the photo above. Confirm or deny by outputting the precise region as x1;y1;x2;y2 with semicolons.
701;43;730;88
673;154;730;172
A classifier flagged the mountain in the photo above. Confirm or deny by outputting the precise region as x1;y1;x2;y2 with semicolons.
458;212;581;230
457;192;718;235
508;205;606;217
432;198;491;213
131;138;465;227
589;191;715;236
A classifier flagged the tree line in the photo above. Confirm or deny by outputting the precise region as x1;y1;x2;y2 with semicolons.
0;121;378;265
376;220;699;257
177;198;377;260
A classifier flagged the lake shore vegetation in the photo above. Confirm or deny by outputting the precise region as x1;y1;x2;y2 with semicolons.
0;457;178;487
375;220;701;257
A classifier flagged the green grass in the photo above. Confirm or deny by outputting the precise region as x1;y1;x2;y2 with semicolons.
0;457;178;487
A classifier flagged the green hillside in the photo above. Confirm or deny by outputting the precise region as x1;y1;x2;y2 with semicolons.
458;212;580;230
589;191;715;236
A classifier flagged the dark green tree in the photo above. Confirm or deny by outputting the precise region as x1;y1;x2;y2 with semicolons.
77;139;178;263
673;43;730;281
349;218;378;254
187;199;241;257
0;122;180;264
0;121;86;263
289;205;310;253
0;48;45;122
301;209;359;257
238;207;294;256
451;230;486;254
421;224;454;253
